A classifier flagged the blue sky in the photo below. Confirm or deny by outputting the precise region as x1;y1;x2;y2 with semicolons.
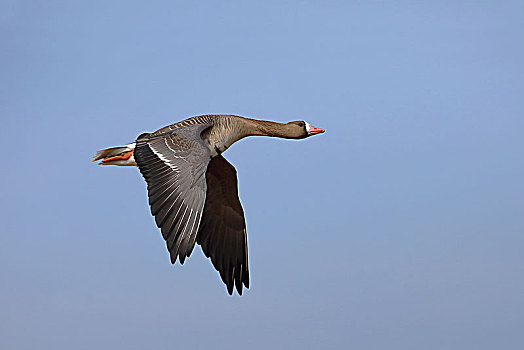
1;1;523;349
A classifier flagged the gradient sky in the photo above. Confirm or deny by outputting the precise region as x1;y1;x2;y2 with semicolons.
1;1;523;349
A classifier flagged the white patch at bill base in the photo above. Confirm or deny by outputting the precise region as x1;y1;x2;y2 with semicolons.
305;121;311;133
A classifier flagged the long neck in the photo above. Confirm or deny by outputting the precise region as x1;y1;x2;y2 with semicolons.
204;116;293;155
237;117;291;138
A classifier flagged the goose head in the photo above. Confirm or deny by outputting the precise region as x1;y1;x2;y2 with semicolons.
284;121;325;139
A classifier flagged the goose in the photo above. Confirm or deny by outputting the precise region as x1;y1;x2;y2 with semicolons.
93;114;325;295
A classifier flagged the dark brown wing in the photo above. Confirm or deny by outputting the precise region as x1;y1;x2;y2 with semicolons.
197;155;249;295
134;123;212;265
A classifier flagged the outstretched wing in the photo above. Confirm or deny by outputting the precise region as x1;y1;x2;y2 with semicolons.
134;123;212;264
197;155;249;295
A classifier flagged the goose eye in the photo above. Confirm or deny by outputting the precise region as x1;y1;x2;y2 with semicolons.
297;122;304;127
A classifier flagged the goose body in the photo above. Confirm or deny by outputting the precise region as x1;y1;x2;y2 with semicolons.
93;114;324;295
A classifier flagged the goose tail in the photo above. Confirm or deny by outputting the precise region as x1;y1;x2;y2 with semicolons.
92;143;137;166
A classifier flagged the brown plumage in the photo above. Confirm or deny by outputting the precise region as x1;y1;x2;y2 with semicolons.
93;114;325;295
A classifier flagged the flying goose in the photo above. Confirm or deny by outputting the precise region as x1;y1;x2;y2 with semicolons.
93;114;325;295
